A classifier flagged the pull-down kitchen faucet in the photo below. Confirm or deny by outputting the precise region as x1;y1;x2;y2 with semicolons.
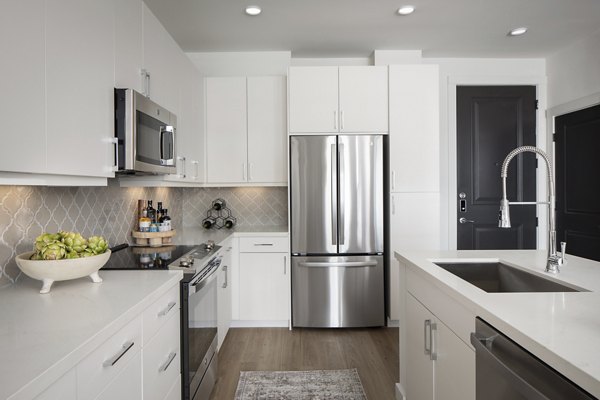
498;146;566;273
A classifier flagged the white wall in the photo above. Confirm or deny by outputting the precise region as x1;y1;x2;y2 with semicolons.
187;51;291;76
547;29;600;109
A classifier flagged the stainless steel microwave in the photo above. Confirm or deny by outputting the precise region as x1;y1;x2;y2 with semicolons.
114;88;177;175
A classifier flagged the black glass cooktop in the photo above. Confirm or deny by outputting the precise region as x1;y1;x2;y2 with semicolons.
101;244;198;270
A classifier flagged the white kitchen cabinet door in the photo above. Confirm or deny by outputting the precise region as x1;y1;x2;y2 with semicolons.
115;0;143;92
34;369;76;400
95;352;142;400
339;66;388;133
406;294;434;400
434;319;476;400
247;76;287;184
205;77;248;183
288;66;339;133
167;58;204;182
142;3;180;114
217;242;233;348
45;0;115;177
390;192;441;253
239;252;289;322
0;0;46;174
389;65;439;192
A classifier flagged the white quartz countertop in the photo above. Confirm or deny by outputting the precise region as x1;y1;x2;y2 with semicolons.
176;225;288;245
395;249;600;397
0;269;183;400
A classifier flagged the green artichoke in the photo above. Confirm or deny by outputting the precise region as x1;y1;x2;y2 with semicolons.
61;231;88;253
65;250;79;259
34;233;61;252
87;236;108;255
40;242;67;260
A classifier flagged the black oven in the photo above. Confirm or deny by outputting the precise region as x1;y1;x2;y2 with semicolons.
181;255;221;400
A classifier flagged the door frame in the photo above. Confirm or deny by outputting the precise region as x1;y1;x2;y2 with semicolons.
446;76;547;250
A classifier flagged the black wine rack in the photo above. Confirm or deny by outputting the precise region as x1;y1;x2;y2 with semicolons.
202;198;237;229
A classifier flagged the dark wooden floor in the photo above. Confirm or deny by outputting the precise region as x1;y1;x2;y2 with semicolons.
209;327;399;400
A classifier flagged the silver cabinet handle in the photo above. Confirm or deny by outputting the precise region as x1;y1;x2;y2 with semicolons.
243;163;247;181
424;320;431;356
333;110;337;130
158;352;177;373
248;162;253;181
103;341;134;367
338;143;345;245
459;217;475;224
176;156;186;178
158;301;176;317
299;261;377;268
110;137;119;172
391;170;396;191
254;243;273;246
430;322;437;361
222;265;228;289
340;110;344;130
283;255;287;274
391;194;396;215
192;160;199;180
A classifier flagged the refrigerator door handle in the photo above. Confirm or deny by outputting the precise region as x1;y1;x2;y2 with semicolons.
299;261;378;268
331;143;337;246
338;143;345;246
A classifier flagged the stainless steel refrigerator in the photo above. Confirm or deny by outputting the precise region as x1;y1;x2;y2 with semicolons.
290;135;384;328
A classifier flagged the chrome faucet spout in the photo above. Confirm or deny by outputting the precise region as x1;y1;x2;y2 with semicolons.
498;146;562;273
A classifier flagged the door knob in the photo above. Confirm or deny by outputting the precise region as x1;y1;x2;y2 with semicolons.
459;217;475;224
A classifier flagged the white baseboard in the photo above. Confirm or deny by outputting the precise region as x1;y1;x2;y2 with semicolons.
230;320;289;328
395;383;406;400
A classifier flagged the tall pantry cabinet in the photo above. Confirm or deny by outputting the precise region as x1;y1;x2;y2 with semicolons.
388;65;441;322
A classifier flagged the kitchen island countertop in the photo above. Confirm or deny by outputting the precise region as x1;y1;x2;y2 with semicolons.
395;249;600;397
0;269;183;400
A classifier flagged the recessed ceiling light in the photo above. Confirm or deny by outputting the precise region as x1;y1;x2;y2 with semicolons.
245;5;261;16
397;5;415;15
508;27;528;36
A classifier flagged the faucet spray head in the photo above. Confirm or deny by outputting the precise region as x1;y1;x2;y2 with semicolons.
499;198;511;228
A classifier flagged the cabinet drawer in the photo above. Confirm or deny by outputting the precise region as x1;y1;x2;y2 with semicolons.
239;236;288;253
77;315;142;400
143;312;181;400
143;284;180;345
95;351;142;400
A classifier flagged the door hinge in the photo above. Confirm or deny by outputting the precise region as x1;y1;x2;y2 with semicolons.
535;99;539;110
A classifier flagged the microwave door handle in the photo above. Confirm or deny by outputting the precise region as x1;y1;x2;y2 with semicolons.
159;126;165;162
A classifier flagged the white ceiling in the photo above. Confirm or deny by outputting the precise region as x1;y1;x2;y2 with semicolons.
143;0;600;58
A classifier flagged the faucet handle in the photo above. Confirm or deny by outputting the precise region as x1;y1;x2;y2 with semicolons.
560;242;567;265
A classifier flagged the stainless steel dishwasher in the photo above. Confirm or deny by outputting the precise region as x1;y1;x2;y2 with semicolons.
470;318;596;400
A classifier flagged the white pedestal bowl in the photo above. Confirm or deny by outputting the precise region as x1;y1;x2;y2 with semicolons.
15;250;111;294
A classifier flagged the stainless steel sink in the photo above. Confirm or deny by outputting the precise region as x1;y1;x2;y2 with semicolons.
432;262;582;293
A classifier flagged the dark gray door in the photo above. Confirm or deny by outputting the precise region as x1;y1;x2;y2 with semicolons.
555;104;600;261
457;86;537;250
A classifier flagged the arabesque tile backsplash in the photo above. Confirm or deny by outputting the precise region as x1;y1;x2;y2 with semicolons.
0;184;287;286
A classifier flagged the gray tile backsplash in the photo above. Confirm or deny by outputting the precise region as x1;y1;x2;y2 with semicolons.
0;184;288;286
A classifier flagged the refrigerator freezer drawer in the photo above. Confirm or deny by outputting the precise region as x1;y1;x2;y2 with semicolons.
292;255;385;328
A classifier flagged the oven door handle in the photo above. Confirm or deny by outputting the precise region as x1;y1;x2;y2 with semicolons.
189;263;220;296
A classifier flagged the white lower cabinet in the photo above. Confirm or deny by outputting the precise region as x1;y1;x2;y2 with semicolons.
34;370;77;400
95;352;142;400
237;236;290;325
405;293;475;400
164;375;182;400
217;239;233;348
142;311;181;400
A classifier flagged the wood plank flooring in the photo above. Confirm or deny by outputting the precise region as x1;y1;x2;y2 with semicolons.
209;327;399;400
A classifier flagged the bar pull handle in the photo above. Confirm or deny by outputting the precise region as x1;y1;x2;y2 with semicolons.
253;243;273;246
331;143;337;246
248;162;253;181
243;163;247;181
283;255;287;274
192;160;199;180
391;170;396;191
158;301;176;317
222;265;228;288
392;194;396;215
103;341;135;367
110;137;119;172
424;320;431;356
339;143;345;245
299;261;377;268
158;352;177;373
333;110;337;130
340;110;344;130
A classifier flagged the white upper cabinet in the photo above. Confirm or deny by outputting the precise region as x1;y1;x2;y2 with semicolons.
206;76;287;185
115;0;143;92
247;76;287;184
389;65;439;192
206;77;248;183
288;66;388;133
142;3;180;115
339;66;388;133
45;0;115;178
289;67;339;133
0;0;46;174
